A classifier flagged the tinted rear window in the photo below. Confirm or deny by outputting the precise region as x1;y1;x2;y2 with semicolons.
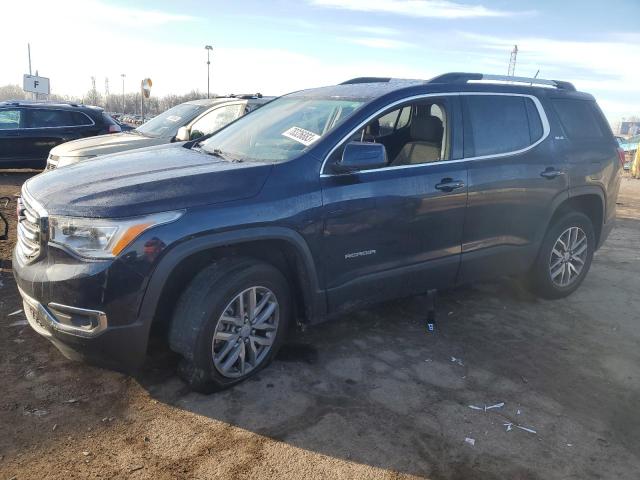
551;99;604;140
463;95;542;157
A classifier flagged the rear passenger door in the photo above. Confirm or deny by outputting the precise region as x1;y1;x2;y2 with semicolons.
23;108;96;166
458;93;568;283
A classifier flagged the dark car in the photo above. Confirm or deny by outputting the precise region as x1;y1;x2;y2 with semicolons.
46;95;272;169
0;101;122;169
13;73;622;392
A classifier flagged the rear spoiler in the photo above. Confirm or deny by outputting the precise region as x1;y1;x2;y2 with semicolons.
0;197;9;241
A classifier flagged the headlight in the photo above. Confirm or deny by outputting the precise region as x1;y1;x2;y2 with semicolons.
56;155;97;168
49;211;183;259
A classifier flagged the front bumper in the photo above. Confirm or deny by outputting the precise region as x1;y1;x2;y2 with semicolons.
13;247;151;373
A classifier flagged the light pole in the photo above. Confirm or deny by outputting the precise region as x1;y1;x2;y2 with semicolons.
205;45;213;99
120;73;126;114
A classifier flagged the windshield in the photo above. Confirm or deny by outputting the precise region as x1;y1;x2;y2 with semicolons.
199;97;365;162
136;103;206;138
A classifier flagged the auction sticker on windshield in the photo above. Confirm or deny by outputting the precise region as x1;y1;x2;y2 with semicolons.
282;126;321;146
166;115;181;122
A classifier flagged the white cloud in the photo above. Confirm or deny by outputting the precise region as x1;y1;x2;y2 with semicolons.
350;25;401;36
345;37;414;49
0;0;429;99
457;32;640;121
310;0;523;18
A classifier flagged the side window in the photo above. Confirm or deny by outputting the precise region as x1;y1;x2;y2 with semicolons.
551;99;604;140
28;109;75;128
377;109;401;136
0;109;22;129
327;98;450;171
463;95;534;157
396;107;411;129
190;104;244;139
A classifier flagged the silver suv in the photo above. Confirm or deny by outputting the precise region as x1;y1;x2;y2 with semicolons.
46;95;272;169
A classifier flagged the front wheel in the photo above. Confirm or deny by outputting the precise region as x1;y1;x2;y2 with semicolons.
172;258;291;393
526;212;595;299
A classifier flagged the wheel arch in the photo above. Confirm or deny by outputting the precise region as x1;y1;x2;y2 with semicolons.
548;187;605;246
138;227;326;341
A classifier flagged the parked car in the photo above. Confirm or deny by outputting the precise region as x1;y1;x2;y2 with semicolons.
617;135;639;170
14;73;621;392
46;95;272;169
0;101;121;169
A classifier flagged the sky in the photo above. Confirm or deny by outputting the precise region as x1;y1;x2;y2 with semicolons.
1;0;639;123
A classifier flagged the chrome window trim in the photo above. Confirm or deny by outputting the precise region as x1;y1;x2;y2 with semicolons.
0;107;95;130
320;92;550;177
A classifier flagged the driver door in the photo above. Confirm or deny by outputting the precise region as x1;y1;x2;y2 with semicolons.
320;96;467;312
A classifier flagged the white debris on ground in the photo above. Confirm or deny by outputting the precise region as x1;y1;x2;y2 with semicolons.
464;437;475;446
468;402;504;412
450;356;464;366
503;422;537;434
7;309;23;317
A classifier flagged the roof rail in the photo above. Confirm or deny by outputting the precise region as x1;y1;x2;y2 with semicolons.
227;93;263;99
340;77;392;85
0;99;84;107
428;72;576;91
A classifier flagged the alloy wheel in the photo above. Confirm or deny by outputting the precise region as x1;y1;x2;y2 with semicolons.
212;286;279;378
549;226;588;288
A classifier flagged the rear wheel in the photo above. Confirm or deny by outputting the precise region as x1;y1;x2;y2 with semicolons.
527;212;595;299
173;258;291;393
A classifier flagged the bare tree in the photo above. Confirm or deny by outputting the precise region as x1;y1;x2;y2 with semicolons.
0;84;208;117
0;84;27;101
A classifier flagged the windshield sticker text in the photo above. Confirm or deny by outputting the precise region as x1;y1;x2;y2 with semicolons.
282;126;321;146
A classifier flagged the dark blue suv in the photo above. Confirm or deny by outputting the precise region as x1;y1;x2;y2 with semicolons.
13;73;622;391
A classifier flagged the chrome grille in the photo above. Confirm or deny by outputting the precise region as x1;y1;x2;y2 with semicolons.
17;192;47;263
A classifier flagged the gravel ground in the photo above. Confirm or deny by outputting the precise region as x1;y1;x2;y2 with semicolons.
1;172;639;479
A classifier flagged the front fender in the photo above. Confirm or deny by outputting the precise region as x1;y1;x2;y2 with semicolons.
137;226;326;340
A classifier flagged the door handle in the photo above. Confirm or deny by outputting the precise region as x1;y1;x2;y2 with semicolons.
435;178;465;192
540;167;565;179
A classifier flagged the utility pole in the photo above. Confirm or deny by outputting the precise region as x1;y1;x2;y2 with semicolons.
105;77;109;110
28;43;34;100
121;74;126;114
508;45;518;76
205;45;213;99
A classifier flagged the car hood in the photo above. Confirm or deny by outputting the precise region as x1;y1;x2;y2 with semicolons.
26;144;273;218
50;131;168;157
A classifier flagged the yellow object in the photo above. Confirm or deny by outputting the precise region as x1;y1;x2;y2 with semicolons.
632;144;640;178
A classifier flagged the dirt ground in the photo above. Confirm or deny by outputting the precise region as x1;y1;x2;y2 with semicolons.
1;171;639;480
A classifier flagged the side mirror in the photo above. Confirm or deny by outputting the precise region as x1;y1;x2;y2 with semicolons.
332;142;387;174
175;126;190;142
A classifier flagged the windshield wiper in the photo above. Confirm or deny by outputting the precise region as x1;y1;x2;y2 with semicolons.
198;148;243;163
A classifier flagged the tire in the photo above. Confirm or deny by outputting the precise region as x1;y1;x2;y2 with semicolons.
171;257;291;393
526;211;595;299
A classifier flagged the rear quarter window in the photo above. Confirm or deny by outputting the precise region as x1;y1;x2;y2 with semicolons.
551;99;604;140
463;95;543;157
73;112;95;126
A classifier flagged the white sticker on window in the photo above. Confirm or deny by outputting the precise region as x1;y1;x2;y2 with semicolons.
282;126;320;146
166;115;181;123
